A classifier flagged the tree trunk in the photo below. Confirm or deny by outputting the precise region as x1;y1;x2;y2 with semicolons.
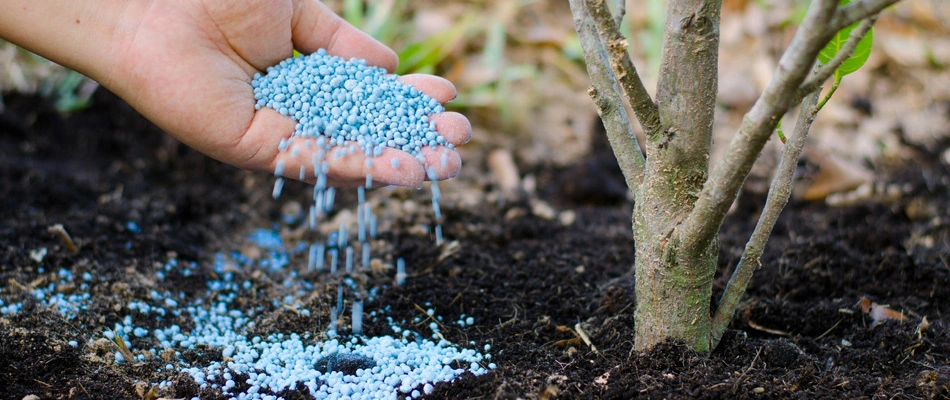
572;0;896;352
633;0;721;352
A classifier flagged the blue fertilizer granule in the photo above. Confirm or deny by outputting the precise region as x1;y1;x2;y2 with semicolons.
0;249;493;400
253;49;451;161
254;50;454;287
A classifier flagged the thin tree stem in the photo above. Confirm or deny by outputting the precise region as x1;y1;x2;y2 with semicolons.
586;0;662;135
831;0;900;32
569;0;646;194
614;0;626;27
816;76;840;111
676;0;840;256
709;89;821;349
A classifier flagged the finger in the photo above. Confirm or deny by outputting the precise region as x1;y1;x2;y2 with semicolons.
233;107;297;171
429;112;472;146
420;147;462;181
268;139;427;187
291;0;398;72
240;107;452;188
322;146;426;187
396;74;458;104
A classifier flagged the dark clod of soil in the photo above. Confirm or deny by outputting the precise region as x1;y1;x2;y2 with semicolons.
314;352;378;375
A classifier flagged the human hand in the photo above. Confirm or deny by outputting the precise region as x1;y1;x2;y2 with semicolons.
111;0;470;187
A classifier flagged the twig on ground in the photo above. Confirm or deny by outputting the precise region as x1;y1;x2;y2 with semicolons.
815;319;844;340
574;323;600;355
746;318;791;337
498;305;519;328
733;346;763;388
47;224;78;253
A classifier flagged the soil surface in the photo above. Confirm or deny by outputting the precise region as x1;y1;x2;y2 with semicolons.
1;91;949;400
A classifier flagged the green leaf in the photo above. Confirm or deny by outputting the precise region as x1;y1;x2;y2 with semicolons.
817;0;874;78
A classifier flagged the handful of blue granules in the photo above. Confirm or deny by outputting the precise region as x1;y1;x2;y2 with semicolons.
253;48;451;160
252;48;448;273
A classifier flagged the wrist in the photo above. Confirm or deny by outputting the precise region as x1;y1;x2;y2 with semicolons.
0;0;151;91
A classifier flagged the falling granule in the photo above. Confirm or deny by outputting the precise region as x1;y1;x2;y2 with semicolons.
396;258;407;286
308;243;323;272
329;248;338;275
338;223;348;249
272;178;284;199
308;205;317;230
345;246;354;273
319;244;328;271
361;244;371;267
336;284;345;315
323;187;335;212
256;50;457;356
329;307;338;335
357;208;367;243
352;300;364;335
369;213;378;238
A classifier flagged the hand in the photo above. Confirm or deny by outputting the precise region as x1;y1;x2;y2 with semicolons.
108;0;472;187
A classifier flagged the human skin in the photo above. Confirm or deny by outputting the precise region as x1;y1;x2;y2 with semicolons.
0;0;471;187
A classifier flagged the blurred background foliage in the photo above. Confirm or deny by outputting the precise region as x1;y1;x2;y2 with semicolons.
2;0;948;182
0;41;99;113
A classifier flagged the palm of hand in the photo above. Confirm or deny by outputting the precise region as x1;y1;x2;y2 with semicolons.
116;0;469;187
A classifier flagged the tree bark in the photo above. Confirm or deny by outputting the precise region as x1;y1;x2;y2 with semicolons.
633;0;721;352
569;0;646;195
568;0;901;353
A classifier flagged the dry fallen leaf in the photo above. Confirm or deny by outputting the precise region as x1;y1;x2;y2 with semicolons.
859;297;908;325
594;371;610;388
916;316;930;339
800;150;873;201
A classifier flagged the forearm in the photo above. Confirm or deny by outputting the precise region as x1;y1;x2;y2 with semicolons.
0;0;148;89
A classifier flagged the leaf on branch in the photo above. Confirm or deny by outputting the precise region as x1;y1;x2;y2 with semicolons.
818;0;874;78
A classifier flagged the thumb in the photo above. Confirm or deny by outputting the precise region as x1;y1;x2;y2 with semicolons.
290;0;398;72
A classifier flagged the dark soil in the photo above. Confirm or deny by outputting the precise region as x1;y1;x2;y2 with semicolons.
1;91;948;399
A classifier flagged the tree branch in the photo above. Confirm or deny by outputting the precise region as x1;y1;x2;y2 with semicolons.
675;0;840;255
586;0;662;135
569;0;646;194
614;0;626;27
831;0;900;32
709;89;821;349
797;17;876;98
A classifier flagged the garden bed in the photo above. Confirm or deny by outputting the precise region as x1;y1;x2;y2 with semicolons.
1;90;948;399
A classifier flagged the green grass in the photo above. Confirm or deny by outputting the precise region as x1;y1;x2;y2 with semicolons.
0;40;97;112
